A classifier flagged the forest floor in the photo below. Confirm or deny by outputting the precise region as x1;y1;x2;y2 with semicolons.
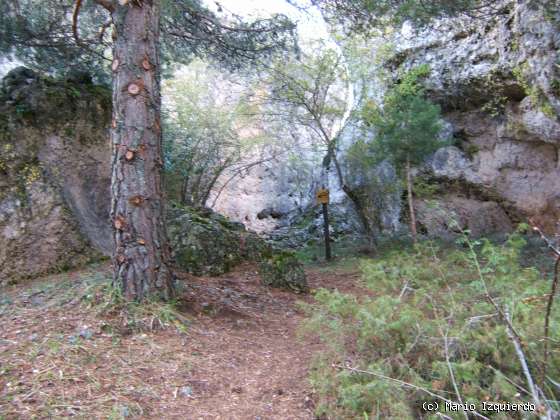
0;259;363;419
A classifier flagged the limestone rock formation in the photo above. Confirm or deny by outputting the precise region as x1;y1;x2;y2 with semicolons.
0;67;111;283
0;68;307;292
168;204;263;276
416;195;513;238
386;0;560;235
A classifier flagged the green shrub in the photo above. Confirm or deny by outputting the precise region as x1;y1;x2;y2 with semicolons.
300;233;559;419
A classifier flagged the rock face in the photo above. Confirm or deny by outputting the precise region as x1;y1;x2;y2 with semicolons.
266;202;363;249
211;142;326;234
212;1;560;239
383;0;560;235
416;195;513;238
0;67;112;283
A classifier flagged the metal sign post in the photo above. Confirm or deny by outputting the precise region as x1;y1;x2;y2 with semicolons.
316;188;332;261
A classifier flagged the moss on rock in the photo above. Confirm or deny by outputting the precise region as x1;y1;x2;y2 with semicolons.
167;204;308;292
258;251;309;293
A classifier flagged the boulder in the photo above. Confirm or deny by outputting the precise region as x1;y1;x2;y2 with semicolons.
373;0;560;235
168;204;252;276
168;204;308;292
416;195;513;238
258;250;309;293
0;68;308;291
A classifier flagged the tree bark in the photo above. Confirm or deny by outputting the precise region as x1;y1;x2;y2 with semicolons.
110;0;175;301
406;157;417;243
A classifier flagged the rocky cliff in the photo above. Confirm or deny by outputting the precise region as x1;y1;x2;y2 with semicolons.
0;67;112;282
2;0;558;281
212;1;560;240
390;0;560;235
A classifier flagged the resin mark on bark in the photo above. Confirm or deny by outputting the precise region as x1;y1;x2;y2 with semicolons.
142;57;152;71
127;82;142;96
125;149;135;161
114;215;126;230
128;195;144;207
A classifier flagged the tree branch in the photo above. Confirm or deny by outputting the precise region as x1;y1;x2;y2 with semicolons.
93;0;115;12
528;219;560;387
543;255;560;387
72;0;83;44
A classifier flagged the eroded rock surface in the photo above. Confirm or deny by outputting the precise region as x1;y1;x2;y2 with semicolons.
0;67;111;283
387;0;560;235
258;251;309;293
168;204;264;276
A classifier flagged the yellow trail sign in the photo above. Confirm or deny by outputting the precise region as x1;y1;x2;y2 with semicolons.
316;188;329;204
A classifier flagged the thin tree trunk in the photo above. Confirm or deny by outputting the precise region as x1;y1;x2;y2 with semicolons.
342;184;377;251
110;0;175;301
406;157;417;243
200;161;231;207
322;202;332;261
181;173;190;205
329;145;378;250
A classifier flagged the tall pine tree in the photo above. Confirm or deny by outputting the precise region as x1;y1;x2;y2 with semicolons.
0;0;295;300
363;65;447;242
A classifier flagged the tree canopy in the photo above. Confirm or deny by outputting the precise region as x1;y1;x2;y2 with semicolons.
163;60;261;207
361;64;446;168
0;0;297;83
311;0;506;33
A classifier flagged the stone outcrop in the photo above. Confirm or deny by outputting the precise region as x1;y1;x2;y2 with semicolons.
416;195;513;238
168;204;308;291
168;204;264;276
212;1;560;239
0;67;112;283
258;250;309;293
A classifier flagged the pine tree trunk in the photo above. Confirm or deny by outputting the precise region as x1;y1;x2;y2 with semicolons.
110;0;175;301
406;157;417;243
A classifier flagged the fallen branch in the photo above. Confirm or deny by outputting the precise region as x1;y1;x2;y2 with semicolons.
529;219;560;257
443;329;468;420
487;365;530;396
504;308;554;420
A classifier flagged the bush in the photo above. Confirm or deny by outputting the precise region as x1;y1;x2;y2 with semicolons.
300;232;559;419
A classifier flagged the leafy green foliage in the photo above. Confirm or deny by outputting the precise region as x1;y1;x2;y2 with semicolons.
161;1;297;70
259;42;348;152
362;64;447;169
300;234;560;418
0;0;111;83
162;61;260;207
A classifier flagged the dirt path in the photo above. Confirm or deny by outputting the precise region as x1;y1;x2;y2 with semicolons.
0;262;360;419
